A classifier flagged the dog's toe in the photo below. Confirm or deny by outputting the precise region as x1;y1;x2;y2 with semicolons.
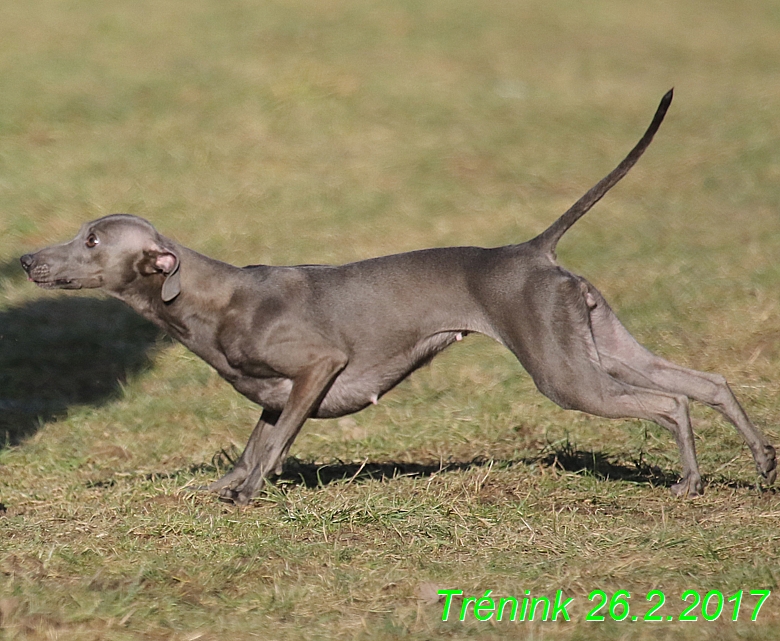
763;465;777;486
671;475;703;498
758;445;777;485
206;468;248;493
216;487;240;503
232;490;254;506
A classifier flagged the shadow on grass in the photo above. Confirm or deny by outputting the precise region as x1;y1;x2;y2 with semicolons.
271;450;766;492
0;258;161;447
536;441;680;488
93;432;768;495
264;440;684;490
276;456;495;488
538;442;774;491
190;445;686;491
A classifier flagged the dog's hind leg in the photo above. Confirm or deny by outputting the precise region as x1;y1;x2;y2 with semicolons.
584;284;777;485
542;370;703;496
498;274;704;495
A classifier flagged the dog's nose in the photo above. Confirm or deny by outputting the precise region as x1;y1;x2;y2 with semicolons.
20;254;34;272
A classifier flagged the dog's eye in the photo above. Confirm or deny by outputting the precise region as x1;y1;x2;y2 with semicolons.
85;233;99;248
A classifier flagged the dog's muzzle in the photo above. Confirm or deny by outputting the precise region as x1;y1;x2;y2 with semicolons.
19;254;79;289
19;253;34;273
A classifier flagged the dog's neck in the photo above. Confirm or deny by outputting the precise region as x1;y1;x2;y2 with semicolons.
117;244;241;343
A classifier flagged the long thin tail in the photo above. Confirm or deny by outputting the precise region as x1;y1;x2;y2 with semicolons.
529;88;673;256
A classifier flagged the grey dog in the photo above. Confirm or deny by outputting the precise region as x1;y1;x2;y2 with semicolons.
20;90;777;504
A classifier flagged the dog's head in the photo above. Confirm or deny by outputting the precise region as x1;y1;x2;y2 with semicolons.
20;214;181;302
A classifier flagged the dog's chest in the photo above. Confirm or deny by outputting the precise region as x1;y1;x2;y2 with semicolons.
229;375;293;412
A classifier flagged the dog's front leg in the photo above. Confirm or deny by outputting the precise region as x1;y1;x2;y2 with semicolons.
206;408;281;493
222;349;348;505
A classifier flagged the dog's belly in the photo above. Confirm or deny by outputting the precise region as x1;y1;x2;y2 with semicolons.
318;330;468;417
226;330;467;418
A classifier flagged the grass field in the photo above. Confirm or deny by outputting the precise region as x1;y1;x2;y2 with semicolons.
2;0;780;639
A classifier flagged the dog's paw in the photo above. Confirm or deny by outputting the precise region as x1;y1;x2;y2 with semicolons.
757;445;777;485
216;487;239;503
232;491;254;506
212;477;264;506
671;474;703;498
206;467;249;493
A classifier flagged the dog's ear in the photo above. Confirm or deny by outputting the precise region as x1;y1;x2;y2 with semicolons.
139;245;181;302
156;250;181;302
